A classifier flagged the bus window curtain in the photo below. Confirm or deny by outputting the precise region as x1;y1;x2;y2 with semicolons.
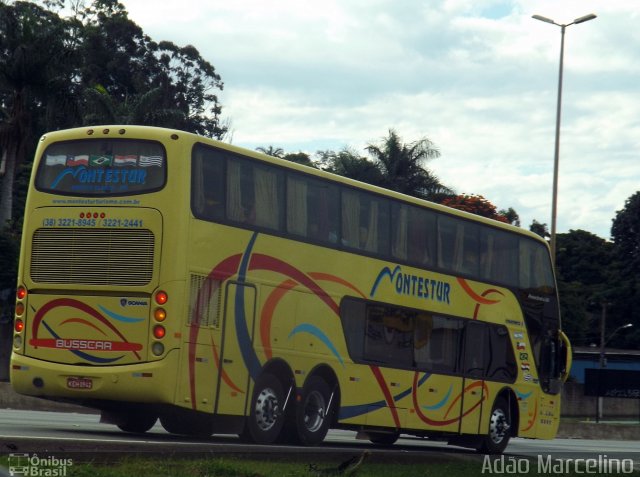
342;191;360;248
519;240;532;288
254;167;279;229
393;205;408;260
453;222;465;272
364;201;379;252
287;176;308;236
483;233;495;279
227;161;244;222
192;152;205;216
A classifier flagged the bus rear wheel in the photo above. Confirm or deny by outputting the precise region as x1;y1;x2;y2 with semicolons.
477;397;511;454
246;373;286;444
368;431;400;446
295;376;332;446
116;412;157;434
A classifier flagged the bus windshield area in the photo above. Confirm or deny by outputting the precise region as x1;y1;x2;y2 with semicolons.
36;139;166;196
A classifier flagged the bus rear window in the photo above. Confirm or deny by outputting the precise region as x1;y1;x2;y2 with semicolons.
36;139;166;196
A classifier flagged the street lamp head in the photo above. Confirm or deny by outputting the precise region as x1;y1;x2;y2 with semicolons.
622;323;633;329
532;14;556;25
573;13;597;24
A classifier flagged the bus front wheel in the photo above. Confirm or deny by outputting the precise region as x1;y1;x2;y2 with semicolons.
246;373;286;444
477;397;511;454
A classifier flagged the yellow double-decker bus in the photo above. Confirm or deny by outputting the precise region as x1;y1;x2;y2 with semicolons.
11;125;571;453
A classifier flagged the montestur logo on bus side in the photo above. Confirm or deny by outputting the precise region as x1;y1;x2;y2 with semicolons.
369;265;451;304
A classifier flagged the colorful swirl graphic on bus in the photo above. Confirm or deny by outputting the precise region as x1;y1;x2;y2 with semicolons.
189;232;502;427
29;298;143;364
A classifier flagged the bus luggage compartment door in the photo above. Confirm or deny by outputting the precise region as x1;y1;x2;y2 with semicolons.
215;282;257;416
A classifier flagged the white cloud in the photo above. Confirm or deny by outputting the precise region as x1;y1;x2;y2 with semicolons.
121;0;639;239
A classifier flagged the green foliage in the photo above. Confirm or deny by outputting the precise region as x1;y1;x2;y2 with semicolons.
555;230;614;347
529;220;550;240
609;191;640;348
318;148;385;185
365;129;452;201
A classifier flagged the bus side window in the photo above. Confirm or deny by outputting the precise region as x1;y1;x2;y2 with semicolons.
364;304;413;368
415;315;462;374
191;144;225;221
486;325;517;382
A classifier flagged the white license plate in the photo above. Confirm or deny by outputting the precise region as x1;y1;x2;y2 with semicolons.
67;377;93;390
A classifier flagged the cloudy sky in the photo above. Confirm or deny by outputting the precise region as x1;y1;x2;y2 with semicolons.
122;0;639;240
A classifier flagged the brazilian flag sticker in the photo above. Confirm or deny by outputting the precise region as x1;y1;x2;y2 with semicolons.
89;155;113;167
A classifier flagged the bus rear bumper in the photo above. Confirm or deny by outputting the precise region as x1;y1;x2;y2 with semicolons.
9;349;179;406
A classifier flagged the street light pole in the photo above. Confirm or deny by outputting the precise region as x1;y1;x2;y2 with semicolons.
532;13;596;267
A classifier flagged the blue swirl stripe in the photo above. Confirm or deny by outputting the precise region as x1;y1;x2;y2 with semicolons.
288;324;344;366
98;306;144;323
422;384;453;410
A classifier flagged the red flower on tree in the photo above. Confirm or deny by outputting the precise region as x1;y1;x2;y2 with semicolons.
441;194;509;223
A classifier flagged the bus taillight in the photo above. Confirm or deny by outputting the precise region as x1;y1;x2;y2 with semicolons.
14;319;24;333
15;302;25;317
154;308;166;322
153;325;166;339
155;291;168;305
16;286;26;300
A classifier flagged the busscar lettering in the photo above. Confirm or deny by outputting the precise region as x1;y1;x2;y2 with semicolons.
55;339;113;351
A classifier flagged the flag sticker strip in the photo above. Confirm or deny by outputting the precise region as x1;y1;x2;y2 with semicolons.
114;155;138;166
139;155;163;167
46;155;67;166
66;155;89;166
89;155;113;167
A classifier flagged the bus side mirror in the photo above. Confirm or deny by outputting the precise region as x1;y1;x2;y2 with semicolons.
559;330;572;383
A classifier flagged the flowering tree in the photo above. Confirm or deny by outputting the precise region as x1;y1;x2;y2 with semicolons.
441;194;509;223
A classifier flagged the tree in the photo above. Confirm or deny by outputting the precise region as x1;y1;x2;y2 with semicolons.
441;194;509;223
529;220;550;240
256;146;284;158
499;207;520;227
365;129;452;201
0;1;78;226
318;148;385;186
282;152;316;168
609;191;640;348
555;230;615;347
75;0;226;137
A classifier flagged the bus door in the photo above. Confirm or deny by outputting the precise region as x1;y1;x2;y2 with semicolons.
215;282;257;416
459;321;487;435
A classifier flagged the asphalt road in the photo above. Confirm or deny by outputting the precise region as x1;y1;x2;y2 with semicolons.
1;409;638;466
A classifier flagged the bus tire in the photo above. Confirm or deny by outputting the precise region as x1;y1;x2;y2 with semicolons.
247;373;286;444
295;376;332;446
476;397;511;454
369;431;400;446
116;412;157;434
160;412;213;437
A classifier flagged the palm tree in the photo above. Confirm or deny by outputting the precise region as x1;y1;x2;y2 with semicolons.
256;146;284;158
365;129;452;201
318;148;385;186
82;84;186;127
